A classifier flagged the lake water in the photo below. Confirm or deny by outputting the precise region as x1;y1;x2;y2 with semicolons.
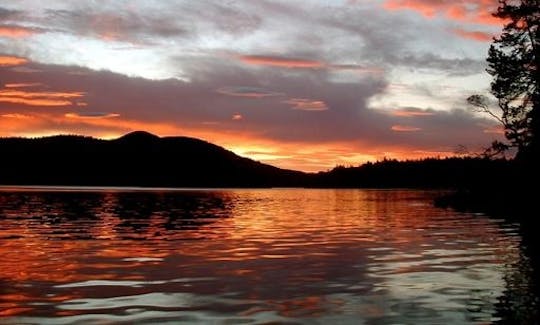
0;188;538;324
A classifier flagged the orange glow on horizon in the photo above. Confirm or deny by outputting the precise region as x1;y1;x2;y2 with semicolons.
1;113;470;172
0;114;462;172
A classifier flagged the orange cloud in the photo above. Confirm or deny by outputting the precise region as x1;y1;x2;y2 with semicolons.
0;25;36;38
4;83;42;88
383;0;502;25
391;109;434;117
65;112;120;119
391;125;421;132
452;28;493;42
1;113;34;119
236;55;382;74
0;90;85;107
384;0;437;17
237;55;325;69
0;56;28;66
285;98;328;111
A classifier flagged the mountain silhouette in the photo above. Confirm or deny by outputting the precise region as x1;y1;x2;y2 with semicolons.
0;132;306;187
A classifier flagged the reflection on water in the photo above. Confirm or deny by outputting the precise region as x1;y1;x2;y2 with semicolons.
0;188;537;324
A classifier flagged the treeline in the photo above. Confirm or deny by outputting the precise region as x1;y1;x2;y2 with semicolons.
310;157;514;189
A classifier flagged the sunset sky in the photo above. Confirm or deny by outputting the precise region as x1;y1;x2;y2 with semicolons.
0;0;504;171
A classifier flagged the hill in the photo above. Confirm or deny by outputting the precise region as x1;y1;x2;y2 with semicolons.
0;131;306;187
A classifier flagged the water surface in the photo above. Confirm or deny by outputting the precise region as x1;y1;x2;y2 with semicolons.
0;188;537;323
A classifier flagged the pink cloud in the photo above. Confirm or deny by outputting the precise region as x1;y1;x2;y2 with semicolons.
284;98;329;111
383;0;502;25
391;125;421;132
452;28;493;42
391;109;434;117
0;25;37;38
0;89;85;107
237;55;325;69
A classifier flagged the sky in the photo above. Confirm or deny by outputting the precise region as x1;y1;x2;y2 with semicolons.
0;0;505;172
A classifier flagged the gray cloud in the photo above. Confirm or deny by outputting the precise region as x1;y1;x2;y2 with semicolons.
44;8;187;44
0;7;21;20
0;0;503;167
0;59;499;151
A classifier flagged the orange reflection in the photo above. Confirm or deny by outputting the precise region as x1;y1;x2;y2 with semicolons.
0;189;521;320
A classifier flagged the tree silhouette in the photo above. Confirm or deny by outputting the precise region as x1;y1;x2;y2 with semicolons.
468;0;539;160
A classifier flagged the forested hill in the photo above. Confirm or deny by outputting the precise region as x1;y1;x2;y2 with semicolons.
0;131;306;187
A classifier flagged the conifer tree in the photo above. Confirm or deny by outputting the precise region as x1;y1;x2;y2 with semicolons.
469;0;539;160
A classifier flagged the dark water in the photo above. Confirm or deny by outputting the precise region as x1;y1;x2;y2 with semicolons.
0;187;538;324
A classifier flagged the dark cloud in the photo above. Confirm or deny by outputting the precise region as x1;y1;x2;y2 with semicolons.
217;86;284;98
44;8;188;44
0;7;21;20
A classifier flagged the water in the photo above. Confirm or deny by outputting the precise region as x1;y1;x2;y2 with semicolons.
0;188;537;324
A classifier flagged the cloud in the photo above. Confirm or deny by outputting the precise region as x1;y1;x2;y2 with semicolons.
217;86;283;98
0;56;28;66
0;25;39;38
0;1;507;170
0;7;22;20
284;98;329;111
391;125;422;132
237;55;325;69
0;89;85;107
390;108;435;117
383;0;501;25
4;82;42;88
1;113;33;119
65;112;119;119
44;8;187;44
392;53;486;76
235;54;382;75
452;28;493;42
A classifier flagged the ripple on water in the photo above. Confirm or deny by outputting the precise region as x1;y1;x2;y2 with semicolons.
0;188;536;323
